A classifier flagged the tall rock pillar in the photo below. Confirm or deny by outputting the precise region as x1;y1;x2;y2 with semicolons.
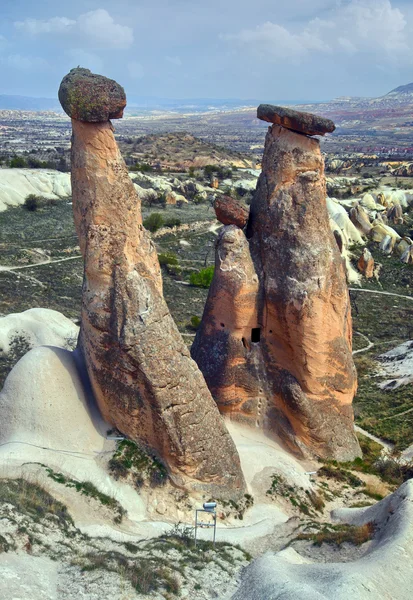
193;105;360;461
59;68;246;499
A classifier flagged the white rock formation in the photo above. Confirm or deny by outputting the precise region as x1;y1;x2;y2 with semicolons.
327;197;364;246
232;480;413;600
378;340;413;390
0;308;78;357
0;169;71;211
0;346;145;521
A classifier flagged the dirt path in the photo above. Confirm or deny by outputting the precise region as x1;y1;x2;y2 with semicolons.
349;287;413;301
354;425;395;453
353;331;374;355
0;255;82;272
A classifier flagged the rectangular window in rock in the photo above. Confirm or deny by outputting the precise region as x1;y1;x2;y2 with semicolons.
251;328;261;343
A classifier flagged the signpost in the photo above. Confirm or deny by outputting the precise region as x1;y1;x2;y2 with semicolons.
194;502;217;548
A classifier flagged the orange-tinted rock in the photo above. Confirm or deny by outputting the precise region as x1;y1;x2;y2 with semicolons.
257;104;335;136
214;196;249;228
69;117;245;500
191;226;262;420
193;121;360;461
357;248;374;278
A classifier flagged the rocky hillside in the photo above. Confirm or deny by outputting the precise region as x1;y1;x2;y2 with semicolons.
123;132;255;171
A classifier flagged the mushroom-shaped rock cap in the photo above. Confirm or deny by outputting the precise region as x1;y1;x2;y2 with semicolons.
214;196;249;229
58;68;126;122
257;104;335;136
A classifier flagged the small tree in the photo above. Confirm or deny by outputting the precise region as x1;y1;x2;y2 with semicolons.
143;212;164;232
189;266;214;288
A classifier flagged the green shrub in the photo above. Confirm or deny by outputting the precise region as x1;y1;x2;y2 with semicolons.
163;216;181;228
189;266;214;288
23;194;57;211
143;213;164;232
24;194;42;211
190;315;201;330
109;439;168;489
9;156;27;168
158;252;179;266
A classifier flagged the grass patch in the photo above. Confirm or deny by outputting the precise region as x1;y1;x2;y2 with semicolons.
44;467;126;524
0;478;73;528
109;439;168;489
295;522;374;547
318;464;364;488
215;493;254;520
266;474;324;517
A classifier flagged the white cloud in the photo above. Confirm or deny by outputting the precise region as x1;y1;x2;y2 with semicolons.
128;61;144;79
77;9;134;49
1;54;48;70
223;0;412;65
15;17;75;35
14;9;133;50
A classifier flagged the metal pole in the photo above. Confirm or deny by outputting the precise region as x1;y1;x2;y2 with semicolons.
213;512;216;548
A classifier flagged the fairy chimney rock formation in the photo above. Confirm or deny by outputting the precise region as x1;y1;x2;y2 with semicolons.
357;248;375;278
214;196;249;228
193;105;360;461
257;104;335;136
60;69;245;499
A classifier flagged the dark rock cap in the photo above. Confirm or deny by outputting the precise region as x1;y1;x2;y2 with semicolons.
58;68;126;122
214;196;249;229
257;104;335;136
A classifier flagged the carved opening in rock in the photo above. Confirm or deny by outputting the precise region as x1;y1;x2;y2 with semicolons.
251;328;261;343
220;323;225;328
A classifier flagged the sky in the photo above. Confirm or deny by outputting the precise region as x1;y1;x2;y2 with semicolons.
1;0;413;101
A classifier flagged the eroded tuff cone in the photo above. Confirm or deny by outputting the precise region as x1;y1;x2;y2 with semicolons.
59;68;126;122
66;94;245;499
193;122;360;461
192;226;261;418
350;203;372;236
257;104;335;136
401;245;413;264
214;196;249;228
357;248;374;278
387;204;403;225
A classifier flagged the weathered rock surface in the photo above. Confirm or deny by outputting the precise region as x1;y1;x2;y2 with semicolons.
349;202;372;235
69;114;245;498
232;480;413;600
401;244;413;264
378;340;413;390
357;248;374;278
0;168;71;211
214;196;249;228
257;104;335;136
387;203;403;225
191;226;262;421
0;308;78;356
59;68;126;122
193;120;360;461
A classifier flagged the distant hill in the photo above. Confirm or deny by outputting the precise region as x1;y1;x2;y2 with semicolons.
385;82;413;98
0;95;60;111
127;132;254;170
